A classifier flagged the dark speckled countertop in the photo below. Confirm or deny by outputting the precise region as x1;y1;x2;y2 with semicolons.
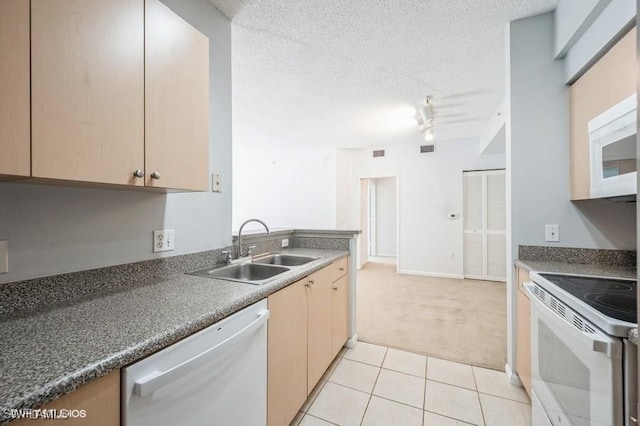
0;248;349;423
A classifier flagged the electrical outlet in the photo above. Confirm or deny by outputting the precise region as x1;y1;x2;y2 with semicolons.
545;224;559;242
153;230;175;252
282;238;289;248
0;240;7;273
212;173;222;193
449;252;455;259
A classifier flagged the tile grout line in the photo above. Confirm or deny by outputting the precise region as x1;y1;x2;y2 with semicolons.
472;366;487;426
303;413;340;426
422;356;428;426
424;409;476;425
477;390;531;405
359;347;388;426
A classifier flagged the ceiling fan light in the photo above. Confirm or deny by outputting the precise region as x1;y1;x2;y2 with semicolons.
424;129;434;141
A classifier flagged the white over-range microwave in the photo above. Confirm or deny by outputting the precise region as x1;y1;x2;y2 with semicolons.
589;94;637;199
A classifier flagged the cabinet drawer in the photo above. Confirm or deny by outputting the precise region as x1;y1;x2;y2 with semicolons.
330;257;349;283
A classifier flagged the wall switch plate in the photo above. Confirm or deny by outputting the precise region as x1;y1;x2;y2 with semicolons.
153;230;175;252
212;173;222;193
449;252;455;259
545;224;559;242
282;238;289;248
0;240;7;273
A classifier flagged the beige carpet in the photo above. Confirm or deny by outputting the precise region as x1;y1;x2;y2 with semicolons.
357;262;507;370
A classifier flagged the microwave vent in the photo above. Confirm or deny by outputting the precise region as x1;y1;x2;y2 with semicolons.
372;150;385;158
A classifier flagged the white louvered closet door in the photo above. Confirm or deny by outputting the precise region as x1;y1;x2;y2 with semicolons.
463;170;506;281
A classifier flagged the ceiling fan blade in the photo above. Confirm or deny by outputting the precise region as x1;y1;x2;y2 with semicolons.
433;88;492;101
439;117;485;124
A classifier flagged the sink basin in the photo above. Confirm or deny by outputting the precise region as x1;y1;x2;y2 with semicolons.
253;254;319;267
189;263;290;285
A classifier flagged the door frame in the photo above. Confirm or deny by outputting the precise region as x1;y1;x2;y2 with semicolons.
357;175;400;272
462;168;506;281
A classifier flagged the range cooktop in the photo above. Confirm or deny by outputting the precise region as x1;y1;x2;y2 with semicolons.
530;272;637;337
539;274;636;323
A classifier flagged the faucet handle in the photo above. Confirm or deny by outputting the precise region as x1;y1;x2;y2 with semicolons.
220;250;232;264
248;245;257;256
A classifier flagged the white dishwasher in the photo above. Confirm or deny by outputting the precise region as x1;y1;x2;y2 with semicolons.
122;299;269;426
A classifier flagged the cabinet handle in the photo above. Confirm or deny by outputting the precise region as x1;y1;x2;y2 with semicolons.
332;287;338;291
150;171;161;180
339;267;345;272
309;280;314;286
133;169;144;178
305;283;310;288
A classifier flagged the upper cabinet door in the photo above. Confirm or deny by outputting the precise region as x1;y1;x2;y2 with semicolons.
569;27;636;200
0;0;30;178
145;0;210;191
31;0;145;186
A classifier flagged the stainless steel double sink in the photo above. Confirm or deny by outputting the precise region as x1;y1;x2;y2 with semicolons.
188;253;319;285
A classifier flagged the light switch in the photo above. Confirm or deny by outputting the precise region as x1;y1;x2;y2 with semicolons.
212;173;222;193
545;225;559;242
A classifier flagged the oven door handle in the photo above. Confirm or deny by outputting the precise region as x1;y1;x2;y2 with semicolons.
524;282;619;358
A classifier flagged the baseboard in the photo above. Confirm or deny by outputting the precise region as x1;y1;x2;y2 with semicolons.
505;363;523;387
373;253;396;258
357;261;368;270
398;269;465;279
346;334;358;349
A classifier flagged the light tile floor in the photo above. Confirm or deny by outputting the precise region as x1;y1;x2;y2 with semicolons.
291;342;531;426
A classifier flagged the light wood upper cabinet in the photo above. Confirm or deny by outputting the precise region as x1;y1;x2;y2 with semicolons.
569;27;636;200
31;0;145;186
307;266;335;395
145;0;210;191
10;370;120;426
331;274;349;358
0;0;30;178
267;280;308;426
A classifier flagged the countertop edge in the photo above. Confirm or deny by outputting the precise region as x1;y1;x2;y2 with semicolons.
515;259;637;279
1;249;350;421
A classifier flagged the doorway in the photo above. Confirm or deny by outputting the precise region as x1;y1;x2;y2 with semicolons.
358;176;398;268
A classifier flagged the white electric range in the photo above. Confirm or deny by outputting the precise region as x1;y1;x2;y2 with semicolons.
526;272;637;426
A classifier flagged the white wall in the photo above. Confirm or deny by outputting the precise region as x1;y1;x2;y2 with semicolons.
374;177;397;257
505;11;636;376
337;141;505;278
232;146;337;231
0;0;232;284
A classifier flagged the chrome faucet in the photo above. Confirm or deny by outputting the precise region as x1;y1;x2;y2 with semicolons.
237;219;270;258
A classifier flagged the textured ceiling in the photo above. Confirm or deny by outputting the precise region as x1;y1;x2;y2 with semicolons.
209;0;558;149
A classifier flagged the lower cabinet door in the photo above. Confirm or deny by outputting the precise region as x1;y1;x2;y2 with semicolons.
332;275;349;358
516;288;531;396
307;267;334;394
267;280;308;426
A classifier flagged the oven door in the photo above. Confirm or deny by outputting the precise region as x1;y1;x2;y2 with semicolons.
525;283;623;426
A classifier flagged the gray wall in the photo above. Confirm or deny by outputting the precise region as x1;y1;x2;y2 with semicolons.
564;0;635;83
0;0;232;284
374;177;397;257
505;12;636;374
554;0;609;57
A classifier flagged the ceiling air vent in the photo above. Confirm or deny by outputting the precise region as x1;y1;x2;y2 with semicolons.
372;149;385;158
420;144;435;153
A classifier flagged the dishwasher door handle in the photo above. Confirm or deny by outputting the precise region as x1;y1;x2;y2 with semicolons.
133;309;269;397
